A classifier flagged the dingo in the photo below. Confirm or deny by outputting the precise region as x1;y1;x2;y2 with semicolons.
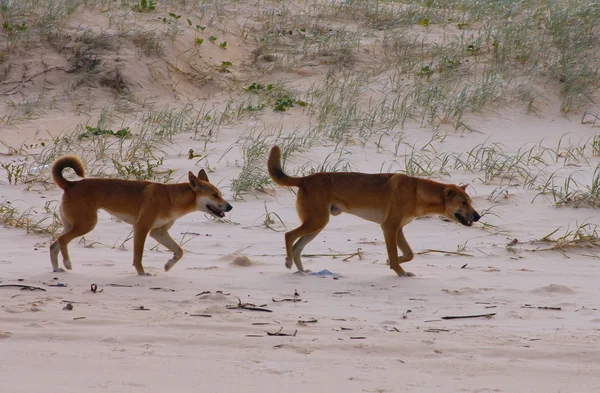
50;156;232;275
268;146;480;276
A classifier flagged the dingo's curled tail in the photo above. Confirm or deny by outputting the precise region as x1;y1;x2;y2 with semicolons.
52;155;85;190
268;146;301;187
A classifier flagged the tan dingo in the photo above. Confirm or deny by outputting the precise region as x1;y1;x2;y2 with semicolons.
50;156;232;275
267;146;480;276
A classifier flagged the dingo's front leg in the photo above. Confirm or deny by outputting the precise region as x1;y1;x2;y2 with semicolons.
150;223;183;272
382;223;415;277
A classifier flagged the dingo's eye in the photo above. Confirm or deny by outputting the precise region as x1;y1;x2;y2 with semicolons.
213;193;219;198
462;201;467;207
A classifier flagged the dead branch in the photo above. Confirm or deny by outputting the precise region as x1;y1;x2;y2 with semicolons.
227;298;272;312
150;287;175;292
0;284;46;291
342;248;363;261
0;66;73;95
298;319;318;324
522;305;562;310
417;249;473;257
425;328;450;333
266;327;297;336
272;297;304;303
441;313;496;320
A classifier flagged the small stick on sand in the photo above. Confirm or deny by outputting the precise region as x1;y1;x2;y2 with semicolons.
403;309;412;319
266;327;297;336
298;319;318;324
425;328;450;333
106;284;133;288
342;248;364;261
272;297;304;303
133;306;150;311
189;314;212;317
61;300;88;304
0;284;46;291
302;250;362;258
273;289;304;302
227;298;273;312
417;249;473;257
522;305;562;310
441;313;496;320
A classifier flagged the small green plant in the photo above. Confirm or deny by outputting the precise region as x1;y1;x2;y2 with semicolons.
243;103;266;112
162;13;181;24
230;164;271;200
418;18;430;26
209;36;217;43
466;44;480;54
243;82;274;93
111;157;172;182
2;21;28;35
196;25;206;31
219;41;227;49
417;65;433;78
537;222;600;251
77;126;130;140
1;162;27;185
217;61;232;72
195;38;204;46
188;149;203;159
274;96;306;112
257;203;287;232
0;200;60;236
133;0;156;12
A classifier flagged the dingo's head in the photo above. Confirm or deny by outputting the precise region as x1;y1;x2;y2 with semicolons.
188;170;233;218
443;184;480;227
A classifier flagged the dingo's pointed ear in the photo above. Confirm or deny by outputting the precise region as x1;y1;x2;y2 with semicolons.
197;169;209;182
444;187;457;199
460;184;468;191
188;171;201;189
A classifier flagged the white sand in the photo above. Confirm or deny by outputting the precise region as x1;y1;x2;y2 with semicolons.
2;112;600;392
